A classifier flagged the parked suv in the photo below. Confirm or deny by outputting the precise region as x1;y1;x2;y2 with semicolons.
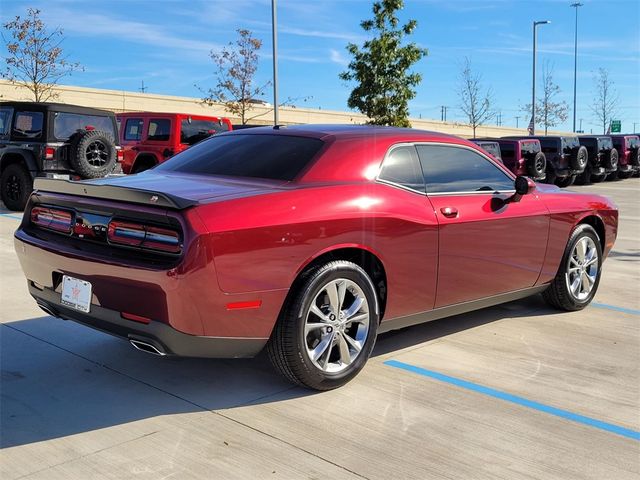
0;102;121;210
470;140;503;163
577;136;618;183
116;112;232;174
610;134;639;179
475;138;546;182
503;136;587;187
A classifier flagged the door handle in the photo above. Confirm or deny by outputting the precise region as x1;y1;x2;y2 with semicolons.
440;207;458;218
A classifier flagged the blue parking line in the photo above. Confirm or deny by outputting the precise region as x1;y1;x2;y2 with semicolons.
384;360;640;441
0;212;22;220
592;303;640;316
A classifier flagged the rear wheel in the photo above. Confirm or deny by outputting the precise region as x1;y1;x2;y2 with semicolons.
267;261;379;390
1;163;33;211
555;175;576;188
591;171;607;183
543;224;602;311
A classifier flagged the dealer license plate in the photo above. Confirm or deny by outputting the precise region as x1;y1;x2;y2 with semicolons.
60;275;92;313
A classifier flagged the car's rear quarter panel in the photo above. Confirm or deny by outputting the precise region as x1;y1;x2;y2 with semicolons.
195;182;439;321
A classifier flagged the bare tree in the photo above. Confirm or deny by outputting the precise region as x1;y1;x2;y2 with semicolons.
2;8;82;102
199;29;271;125
457;57;494;138
522;62;569;134
591;68;619;134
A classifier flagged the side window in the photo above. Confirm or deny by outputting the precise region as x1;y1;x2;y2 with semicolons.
0;107;13;138
124;118;144;141
147;119;171;141
378;145;425;193
416;145;514;194
12;111;43;139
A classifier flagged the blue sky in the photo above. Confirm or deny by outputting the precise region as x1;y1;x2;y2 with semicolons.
3;0;639;132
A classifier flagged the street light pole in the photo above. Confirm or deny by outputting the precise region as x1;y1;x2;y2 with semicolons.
271;0;279;126
531;20;550;136
571;3;583;132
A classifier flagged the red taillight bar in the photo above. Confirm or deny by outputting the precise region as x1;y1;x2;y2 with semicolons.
30;207;73;233
108;221;181;253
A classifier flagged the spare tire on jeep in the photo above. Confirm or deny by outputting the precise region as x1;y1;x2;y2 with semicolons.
71;130;117;179
526;151;546;178
571;146;588;171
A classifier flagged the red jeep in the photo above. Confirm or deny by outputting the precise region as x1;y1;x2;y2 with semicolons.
610;134;639;178
116;112;232;173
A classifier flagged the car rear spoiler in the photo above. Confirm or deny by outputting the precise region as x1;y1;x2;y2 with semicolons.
33;178;197;210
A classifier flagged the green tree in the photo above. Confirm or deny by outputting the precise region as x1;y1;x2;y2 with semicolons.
339;0;427;127
199;29;271;125
2;8;82;102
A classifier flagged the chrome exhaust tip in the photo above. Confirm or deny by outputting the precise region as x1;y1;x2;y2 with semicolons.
129;339;166;356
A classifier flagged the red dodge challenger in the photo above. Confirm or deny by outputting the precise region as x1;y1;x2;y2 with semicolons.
14;125;618;390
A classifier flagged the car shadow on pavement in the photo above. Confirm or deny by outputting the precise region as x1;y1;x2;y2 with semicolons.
1;294;556;449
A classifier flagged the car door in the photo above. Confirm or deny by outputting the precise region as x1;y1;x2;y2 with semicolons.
415;143;549;308
120;117;144;172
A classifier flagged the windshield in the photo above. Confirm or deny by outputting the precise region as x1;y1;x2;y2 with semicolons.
53;112;116;140
156;134;324;181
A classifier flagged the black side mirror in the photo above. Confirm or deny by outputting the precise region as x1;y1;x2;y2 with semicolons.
509;176;535;203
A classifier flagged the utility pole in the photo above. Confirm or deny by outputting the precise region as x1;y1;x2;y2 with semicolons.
139;80;147;94
515;116;520;128
532;20;551;135
440;106;449;122
634;122;637;133
271;0;279;126
579;118;583;133
571;3;583;132
496;111;502;126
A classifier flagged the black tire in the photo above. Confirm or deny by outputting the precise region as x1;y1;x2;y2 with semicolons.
591;171;607;183
543;224;602;311
70;130;117;179
570;146;588;171
555;175;576;188
574;163;591;185
606;171;619;181
526;152;547;178
267;260;379;390
605;148;619;171
1;163;33;211
629;148;639;167
617;170;633;180
131;158;156;174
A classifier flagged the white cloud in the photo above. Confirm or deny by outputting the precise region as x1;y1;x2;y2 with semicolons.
330;48;349;66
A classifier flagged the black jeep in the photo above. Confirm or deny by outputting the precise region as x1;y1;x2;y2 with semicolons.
577;136;618;183
0;102;122;210
503;135;588;187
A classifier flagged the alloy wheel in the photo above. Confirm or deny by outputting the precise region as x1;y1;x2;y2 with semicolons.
304;278;370;373
565;236;599;301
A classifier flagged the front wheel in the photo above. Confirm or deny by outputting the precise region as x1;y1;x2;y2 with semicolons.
555;175;576;188
543;224;602;311
267;261;379;390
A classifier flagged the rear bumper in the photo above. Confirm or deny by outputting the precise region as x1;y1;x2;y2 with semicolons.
29;283;267;358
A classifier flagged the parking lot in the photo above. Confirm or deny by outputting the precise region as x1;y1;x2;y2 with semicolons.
1;179;638;479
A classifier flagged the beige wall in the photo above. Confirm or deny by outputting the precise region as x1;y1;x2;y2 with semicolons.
0;80;567;138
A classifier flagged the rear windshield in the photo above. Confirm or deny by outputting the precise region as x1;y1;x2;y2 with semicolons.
539;138;558;154
53;112;115;140
499;143;515;161
156;134;325;181
521;141;540;154
13;111;43;139
562;137;580;150
180;119;229;145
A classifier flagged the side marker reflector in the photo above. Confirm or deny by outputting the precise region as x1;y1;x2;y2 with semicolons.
226;300;262;310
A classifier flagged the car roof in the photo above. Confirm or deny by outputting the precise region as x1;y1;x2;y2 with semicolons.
222;124;463;143
0;101;113;116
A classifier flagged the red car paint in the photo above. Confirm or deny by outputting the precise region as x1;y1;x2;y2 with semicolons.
14;125;618;357
116;112;232;174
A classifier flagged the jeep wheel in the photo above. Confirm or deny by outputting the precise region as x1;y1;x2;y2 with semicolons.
71;130;117;179
526;152;546;178
605;149;619;172
555;175;575;188
590;171;607;183
1;163;33;211
570;146;588;171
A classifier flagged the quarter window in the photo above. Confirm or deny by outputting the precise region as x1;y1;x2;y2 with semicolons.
378;145;425;193
147;119;171;141
124;118;144;141
12;111;43;139
416;145;514;194
0;107;12;137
